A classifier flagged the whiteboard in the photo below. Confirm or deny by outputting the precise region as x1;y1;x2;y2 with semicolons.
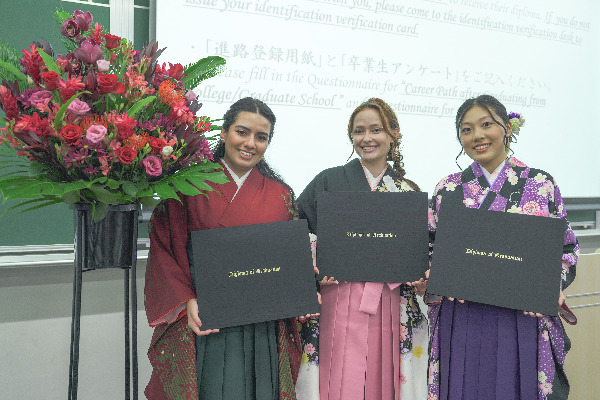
157;0;600;197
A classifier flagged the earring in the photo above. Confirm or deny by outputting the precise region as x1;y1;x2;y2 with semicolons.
455;148;464;170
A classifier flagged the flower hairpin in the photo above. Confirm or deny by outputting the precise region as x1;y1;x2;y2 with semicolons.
508;112;525;136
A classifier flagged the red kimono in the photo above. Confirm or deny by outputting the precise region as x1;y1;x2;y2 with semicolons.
144;166;301;400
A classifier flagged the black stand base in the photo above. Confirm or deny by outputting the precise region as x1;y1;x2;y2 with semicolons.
68;205;139;400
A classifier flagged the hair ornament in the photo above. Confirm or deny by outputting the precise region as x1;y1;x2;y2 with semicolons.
508;112;525;136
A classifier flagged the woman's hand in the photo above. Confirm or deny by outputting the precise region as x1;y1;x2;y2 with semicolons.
407;269;429;296
447;297;465;303
558;290;566;307
315;256;338;286
186;299;220;336
523;290;565;318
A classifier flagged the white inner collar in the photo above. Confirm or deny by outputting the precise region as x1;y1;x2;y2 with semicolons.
361;161;387;190
480;160;506;185
221;160;252;200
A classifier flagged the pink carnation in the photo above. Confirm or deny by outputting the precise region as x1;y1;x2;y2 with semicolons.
141;155;163;176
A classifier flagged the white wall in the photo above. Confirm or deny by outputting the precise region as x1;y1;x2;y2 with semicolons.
0;261;153;399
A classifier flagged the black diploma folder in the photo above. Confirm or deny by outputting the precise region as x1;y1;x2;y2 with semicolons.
189;219;319;330
427;204;566;316
316;191;429;282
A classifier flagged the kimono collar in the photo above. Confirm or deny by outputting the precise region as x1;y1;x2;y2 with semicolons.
221;159;253;200
359;159;388;190
480;159;506;186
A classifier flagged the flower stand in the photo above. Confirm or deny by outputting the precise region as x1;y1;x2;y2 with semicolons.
69;204;140;400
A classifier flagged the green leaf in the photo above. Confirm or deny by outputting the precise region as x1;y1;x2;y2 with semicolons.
54;91;90;129
0;178;66;200
54;11;72;23
28;162;48;177
169;179;205;196
136;187;153;198
90;176;108;185
182;56;226;90
127;96;156;117
153;182;179;200
37;49;60;73
4;197;64;216
135;179;150;192
138;196;160;207
88;185;119;204
62;180;88;193
121;181;138;197
92;203;109;222
106;179;120;190
0;60;30;85
61;190;80;204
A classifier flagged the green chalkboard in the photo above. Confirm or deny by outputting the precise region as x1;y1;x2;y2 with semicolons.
0;0;149;246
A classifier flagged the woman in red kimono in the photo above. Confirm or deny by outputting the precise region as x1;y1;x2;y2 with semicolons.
144;97;301;400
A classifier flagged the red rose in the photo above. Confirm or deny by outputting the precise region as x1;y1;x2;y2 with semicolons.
103;34;121;50
97;73;124;94
60;123;83;145
42;71;61;91
148;137;166;154
116;146;137;164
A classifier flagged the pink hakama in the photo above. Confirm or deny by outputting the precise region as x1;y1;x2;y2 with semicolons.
320;282;402;400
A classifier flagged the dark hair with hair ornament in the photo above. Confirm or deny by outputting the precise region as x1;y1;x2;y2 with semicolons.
454;94;517;149
212;97;295;204
347;98;420;191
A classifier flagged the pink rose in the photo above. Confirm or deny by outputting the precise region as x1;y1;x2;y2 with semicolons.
67;98;91;117
141;155;163;176
85;124;107;143
184;89;196;102
96;59;110;72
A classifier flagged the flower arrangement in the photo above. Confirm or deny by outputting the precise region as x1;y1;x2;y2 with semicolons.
508;112;525;135
0;10;227;220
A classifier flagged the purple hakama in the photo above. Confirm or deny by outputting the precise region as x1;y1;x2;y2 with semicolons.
427;158;579;400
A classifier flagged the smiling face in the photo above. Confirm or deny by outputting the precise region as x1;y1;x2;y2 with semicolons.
459;105;511;173
351;108;397;173
220;111;271;178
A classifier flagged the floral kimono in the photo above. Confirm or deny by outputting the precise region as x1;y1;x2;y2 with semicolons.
144;165;302;400
297;158;428;400
427;157;579;400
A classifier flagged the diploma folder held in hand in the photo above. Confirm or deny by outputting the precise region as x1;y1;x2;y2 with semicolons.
316;191;429;282
189;219;319;330
427;203;566;316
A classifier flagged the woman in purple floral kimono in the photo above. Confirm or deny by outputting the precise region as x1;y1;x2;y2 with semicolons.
426;95;579;400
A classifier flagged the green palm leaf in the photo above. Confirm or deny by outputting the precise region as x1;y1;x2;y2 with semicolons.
182;56;226;90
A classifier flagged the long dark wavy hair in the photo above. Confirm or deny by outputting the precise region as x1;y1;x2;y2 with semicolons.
212;97;296;202
347;98;420;191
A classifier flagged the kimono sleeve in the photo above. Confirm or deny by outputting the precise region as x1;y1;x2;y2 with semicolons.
297;173;325;234
548;178;579;290
428;176;451;260
144;198;196;327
